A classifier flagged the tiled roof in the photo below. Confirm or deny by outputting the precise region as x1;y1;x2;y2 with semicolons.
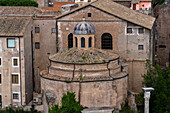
57;0;155;29
0;6;60;16
131;0;152;4
0;17;31;36
113;0;131;1
49;48;119;64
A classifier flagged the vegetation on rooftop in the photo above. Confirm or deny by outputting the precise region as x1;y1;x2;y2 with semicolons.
0;0;38;7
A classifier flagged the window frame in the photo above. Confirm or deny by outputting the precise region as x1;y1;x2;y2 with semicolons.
35;27;40;33
12;57;19;67
0;57;2;67
12;73;20;85
0;73;1;85
138;45;144;50
13;92;21;102
88;13;91;17
7;38;15;48
51;28;56;33
101;33;113;50
138;28;144;34
127;28;133;34
81;37;85;48
35;42;40;49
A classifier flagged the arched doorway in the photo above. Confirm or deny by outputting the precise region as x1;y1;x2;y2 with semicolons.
68;33;73;48
101;33;112;49
81;37;85;48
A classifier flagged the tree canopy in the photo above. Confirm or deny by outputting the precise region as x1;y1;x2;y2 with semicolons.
142;60;170;113
0;0;38;7
152;0;165;7
49;91;84;113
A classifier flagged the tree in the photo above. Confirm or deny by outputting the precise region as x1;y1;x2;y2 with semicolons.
0;0;38;7
152;0;165;8
49;91;84;113
142;59;170;113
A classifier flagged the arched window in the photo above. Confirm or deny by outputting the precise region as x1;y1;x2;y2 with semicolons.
68;33;73;48
89;37;92;48
75;37;78;48
101;33;112;49
81;37;85;48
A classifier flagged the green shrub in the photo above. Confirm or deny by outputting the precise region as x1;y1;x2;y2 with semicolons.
0;0;38;7
49;91;84;113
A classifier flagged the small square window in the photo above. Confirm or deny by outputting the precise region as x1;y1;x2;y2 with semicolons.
13;93;19;99
88;13;91;17
138;45;144;50
127;28;132;34
35;42;40;49
12;74;19;84
138;28;144;34
35;27;40;33
52;28;56;33
12;58;19;67
7;39;15;48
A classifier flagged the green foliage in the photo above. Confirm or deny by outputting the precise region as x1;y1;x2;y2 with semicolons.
0;104;40;113
142;59;170;113
49;91;84;113
152;0;165;7
0;0;38;7
120;100;138;113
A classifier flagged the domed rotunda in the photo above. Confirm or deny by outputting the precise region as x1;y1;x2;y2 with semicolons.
40;22;128;109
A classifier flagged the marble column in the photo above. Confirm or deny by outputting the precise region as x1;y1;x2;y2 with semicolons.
142;87;154;113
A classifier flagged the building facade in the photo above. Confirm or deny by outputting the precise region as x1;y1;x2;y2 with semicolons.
156;5;170;67
56;0;155;93
131;0;151;10
0;17;33;108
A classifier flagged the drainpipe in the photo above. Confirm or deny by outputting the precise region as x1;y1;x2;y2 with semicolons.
19;37;22;106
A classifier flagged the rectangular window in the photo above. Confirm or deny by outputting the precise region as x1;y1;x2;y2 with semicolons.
138;45;144;50
0;57;2;66
88;13;91;17
127;28;132;34
7;39;15;48
13;93;19;99
12;57;19;67
0;74;1;84
35;27;40;33
138;28;144;34
35;42;40;49
52;28;56;33
12;74;19;84
159;45;166;48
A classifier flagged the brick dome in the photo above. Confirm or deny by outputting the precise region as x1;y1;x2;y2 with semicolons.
73;22;96;34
